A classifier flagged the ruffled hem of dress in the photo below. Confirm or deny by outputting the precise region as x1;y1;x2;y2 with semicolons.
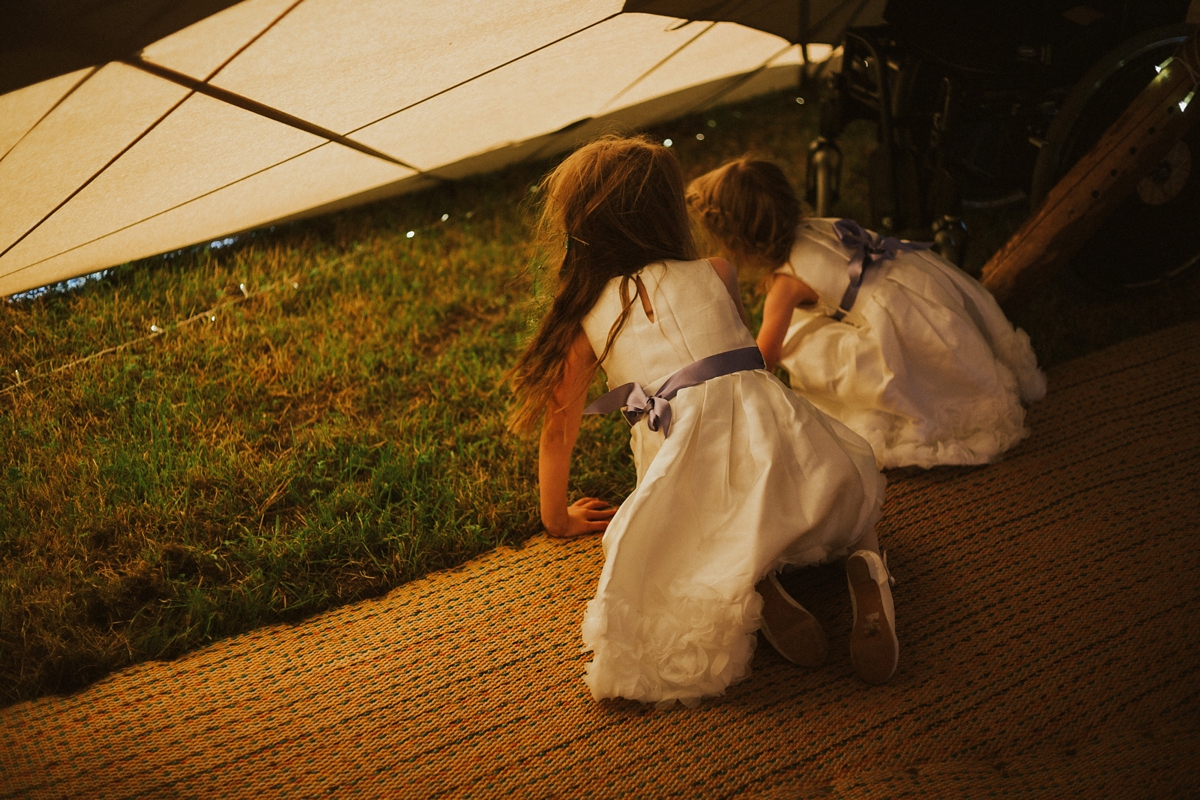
993;326;1048;403
854;391;1033;469
580;588;763;709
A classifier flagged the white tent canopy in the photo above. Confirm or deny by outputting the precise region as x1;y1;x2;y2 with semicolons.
0;0;858;298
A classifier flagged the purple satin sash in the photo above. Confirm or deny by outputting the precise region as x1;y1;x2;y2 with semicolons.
830;219;930;321
583;346;765;437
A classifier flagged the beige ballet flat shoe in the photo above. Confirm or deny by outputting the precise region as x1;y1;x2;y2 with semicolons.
757;572;828;668
846;550;899;685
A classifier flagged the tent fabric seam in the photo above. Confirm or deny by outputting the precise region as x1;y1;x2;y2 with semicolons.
0;68;98;166
0;0;311;268
1;10;626;281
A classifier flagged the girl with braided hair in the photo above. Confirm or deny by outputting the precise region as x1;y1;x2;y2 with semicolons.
688;158;1046;469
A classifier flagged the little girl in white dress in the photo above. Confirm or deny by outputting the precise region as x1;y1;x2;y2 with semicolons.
687;158;1046;469
508;136;896;708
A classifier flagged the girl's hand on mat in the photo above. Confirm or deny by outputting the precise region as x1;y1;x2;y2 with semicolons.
547;497;616;539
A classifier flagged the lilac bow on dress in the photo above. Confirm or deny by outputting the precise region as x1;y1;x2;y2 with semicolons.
830;219;930;321
596;382;675;433
584;346;764;436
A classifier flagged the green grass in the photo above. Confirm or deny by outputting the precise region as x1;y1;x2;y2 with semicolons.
2;87;1198;706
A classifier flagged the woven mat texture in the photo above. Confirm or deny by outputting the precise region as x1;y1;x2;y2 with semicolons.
2;322;1199;799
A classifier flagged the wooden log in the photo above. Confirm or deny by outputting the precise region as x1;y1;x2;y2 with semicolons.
982;27;1200;307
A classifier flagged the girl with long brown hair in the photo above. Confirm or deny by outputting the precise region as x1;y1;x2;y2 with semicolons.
510;136;894;707
687;158;1046;470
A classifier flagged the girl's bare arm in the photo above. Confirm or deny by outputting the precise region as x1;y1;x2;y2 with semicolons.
538;330;616;538
758;273;818;370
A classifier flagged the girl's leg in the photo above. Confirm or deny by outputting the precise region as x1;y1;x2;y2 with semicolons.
852;524;881;557
846;526;898;684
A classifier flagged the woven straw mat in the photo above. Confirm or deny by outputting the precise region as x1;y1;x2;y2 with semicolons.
2;321;1199;798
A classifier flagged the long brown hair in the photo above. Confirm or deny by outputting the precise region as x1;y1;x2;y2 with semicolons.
507;135;697;433
686;158;801;267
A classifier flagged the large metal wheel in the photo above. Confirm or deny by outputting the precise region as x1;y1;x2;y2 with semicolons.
1031;24;1200;292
